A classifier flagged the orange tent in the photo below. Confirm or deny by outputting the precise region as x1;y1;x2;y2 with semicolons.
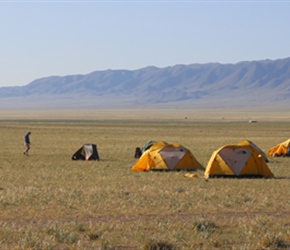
132;141;204;172
205;141;274;178
268;139;290;157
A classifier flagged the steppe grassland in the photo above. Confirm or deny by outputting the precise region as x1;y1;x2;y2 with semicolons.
0;109;290;250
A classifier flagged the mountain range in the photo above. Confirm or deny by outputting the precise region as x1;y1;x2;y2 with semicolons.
1;57;290;109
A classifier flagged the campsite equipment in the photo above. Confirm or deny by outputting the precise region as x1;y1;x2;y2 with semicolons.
237;140;269;162
134;147;142;158
72;144;100;161
267;139;290;157
141;140;156;153
204;141;274;178
132;141;204;172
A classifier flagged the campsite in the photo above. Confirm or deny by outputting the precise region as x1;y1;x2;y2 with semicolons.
0;108;290;249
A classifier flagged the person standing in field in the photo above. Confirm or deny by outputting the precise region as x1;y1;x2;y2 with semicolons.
23;131;31;155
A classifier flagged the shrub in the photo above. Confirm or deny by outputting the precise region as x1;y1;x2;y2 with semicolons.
144;239;176;250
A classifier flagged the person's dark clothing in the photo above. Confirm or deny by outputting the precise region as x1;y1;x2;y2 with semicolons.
24;133;30;144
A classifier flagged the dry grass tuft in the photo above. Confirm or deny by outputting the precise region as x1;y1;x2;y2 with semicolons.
193;219;218;238
258;233;290;249
143;239;176;250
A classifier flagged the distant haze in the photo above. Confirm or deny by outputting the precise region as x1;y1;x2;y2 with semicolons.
0;58;289;109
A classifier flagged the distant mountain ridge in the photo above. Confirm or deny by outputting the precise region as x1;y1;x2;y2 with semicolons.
1;57;290;109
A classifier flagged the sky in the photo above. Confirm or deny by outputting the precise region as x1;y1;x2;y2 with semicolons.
1;0;290;87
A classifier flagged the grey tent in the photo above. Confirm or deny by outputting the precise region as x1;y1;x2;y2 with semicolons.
141;140;156;153
72;144;100;161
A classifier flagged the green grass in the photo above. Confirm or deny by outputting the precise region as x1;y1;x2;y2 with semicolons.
0;109;290;249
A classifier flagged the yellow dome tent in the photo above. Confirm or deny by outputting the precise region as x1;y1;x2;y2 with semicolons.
204;141;274;178
132;141;204;172
267;139;290;157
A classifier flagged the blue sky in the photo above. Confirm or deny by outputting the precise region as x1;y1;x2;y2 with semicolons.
1;0;289;87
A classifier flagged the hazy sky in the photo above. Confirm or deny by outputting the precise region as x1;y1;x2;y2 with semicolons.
1;0;289;87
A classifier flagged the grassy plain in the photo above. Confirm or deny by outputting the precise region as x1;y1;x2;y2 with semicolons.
0;109;290;250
